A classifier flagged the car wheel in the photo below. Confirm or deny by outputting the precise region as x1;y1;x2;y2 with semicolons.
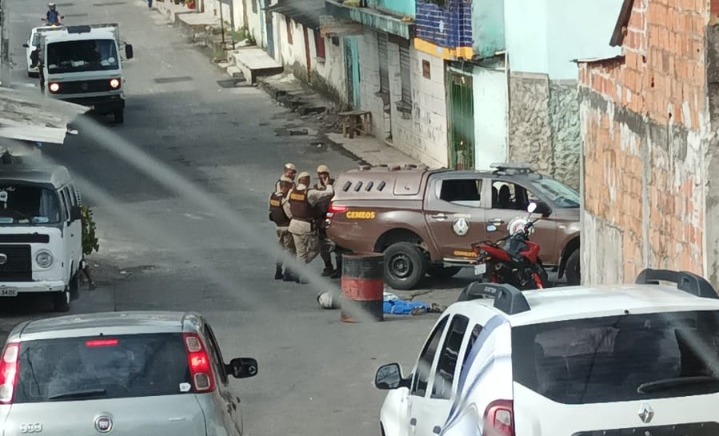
565;249;580;285
52;290;71;312
427;265;461;279
69;272;80;300
384;242;427;290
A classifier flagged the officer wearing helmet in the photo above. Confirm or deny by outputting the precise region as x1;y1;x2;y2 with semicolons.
45;2;63;25
275;163;297;192
313;164;339;277
269;176;298;282
287;171;334;283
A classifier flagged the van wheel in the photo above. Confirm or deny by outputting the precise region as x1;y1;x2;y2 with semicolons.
69;272;80;300
113;110;124;124
427;265;461;280
52;290;71;312
384;242;427;290
565;250;580;285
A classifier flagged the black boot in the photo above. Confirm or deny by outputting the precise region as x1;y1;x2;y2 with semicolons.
283;268;297;282
330;256;342;279
321;262;335;277
274;264;284;280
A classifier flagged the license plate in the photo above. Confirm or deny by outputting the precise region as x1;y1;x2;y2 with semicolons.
474;263;486;275
0;288;18;297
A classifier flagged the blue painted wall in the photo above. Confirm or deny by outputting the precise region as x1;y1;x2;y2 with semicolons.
416;0;472;49
369;0;415;17
472;0;505;59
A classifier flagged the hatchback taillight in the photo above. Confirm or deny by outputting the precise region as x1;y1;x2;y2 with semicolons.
0;343;20;404
183;333;215;393
483;399;514;436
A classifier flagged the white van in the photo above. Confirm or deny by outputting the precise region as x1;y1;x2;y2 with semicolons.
0;163;83;311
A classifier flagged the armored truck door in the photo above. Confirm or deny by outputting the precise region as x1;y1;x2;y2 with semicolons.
423;176;487;262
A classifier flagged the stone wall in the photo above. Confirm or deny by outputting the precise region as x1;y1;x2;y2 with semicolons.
507;73;580;190
578;0;710;285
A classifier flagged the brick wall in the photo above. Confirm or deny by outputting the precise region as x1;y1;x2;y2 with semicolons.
416;0;472;49
578;0;710;284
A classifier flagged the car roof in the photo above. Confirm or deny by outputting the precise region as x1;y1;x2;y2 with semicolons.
7;311;205;342
0;164;72;188
452;283;719;327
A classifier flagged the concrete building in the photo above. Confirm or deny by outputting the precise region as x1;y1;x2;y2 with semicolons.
267;0;349;105
577;0;719;287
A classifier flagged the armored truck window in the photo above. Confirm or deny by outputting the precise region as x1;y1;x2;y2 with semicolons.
438;179;482;208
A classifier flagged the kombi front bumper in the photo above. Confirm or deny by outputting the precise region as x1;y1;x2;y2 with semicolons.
64;94;125;114
0;280;65;297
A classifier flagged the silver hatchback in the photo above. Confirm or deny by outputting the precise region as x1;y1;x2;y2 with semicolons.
0;311;258;435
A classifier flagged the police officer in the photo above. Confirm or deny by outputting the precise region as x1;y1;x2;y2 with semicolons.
288;171;334;284
313;165;338;277
275;163;297;192
269;176;297;281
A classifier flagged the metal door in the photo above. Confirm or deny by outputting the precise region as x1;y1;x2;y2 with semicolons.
344;37;361;109
447;70;475;170
264;0;274;56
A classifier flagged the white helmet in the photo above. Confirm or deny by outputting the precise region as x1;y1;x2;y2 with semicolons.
507;216;532;236
48;2;56;7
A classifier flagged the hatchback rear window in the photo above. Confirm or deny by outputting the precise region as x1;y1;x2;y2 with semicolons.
512;310;719;404
15;333;191;403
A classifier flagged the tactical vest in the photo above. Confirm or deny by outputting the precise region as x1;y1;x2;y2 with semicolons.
288;188;313;221
313;180;335;220
268;192;290;227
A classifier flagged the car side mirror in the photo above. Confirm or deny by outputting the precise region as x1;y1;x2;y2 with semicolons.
227;357;258;379
23;43;29;48
70;205;82;222
375;363;407;390
533;201;552;217
125;44;134;59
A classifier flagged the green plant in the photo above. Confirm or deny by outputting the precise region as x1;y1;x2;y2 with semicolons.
81;205;100;256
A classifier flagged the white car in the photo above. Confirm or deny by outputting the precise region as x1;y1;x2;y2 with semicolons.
374;268;719;436
22;26;57;77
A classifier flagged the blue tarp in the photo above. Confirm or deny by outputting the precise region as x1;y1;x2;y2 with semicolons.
383;299;430;315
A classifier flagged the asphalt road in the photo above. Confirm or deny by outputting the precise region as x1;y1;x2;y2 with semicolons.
0;2;451;435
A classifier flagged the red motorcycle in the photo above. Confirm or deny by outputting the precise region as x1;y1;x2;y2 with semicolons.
471;202;549;290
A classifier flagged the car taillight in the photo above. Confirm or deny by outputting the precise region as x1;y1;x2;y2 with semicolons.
0;343;20;405
183;333;215;393
483;400;514;436
325;202;348;226
86;339;119;348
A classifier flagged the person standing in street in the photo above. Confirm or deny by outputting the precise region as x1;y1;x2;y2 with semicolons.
275;163;297;192
313;165;338;277
288;171;334;284
269;176;297;281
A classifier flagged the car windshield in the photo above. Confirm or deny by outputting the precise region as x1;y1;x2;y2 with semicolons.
46;39;119;74
512;310;719;404
0;184;62;225
15;333;192;403
529;178;580;208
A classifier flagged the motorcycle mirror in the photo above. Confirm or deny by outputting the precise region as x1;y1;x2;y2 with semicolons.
486;224;497;233
527;202;538;214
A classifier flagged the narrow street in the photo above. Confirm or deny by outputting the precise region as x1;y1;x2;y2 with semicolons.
0;1;468;435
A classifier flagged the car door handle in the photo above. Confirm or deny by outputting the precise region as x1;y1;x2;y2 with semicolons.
431;213;447;220
433;426;441;434
410;418;417;426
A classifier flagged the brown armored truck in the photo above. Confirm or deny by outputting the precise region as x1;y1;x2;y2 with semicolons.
325;163;581;290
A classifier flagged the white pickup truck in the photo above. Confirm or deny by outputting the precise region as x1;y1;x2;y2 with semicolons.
32;23;134;124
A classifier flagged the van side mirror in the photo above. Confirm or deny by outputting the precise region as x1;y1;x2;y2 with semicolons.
227;357;258;379
23;43;29;48
125;44;134;59
70;205;82;222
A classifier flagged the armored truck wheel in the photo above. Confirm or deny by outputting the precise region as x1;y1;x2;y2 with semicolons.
384;242;427;290
565;249;580;285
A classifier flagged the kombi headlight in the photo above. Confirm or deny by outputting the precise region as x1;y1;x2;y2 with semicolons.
36;250;54;268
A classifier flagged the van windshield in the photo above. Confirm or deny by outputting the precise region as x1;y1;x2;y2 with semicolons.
46;39;119;74
0;184;62;225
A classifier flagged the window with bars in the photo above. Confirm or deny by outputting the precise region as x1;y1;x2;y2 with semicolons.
377;33;389;95
399;44;412;105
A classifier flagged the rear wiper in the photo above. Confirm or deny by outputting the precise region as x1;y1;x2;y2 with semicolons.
48;388;107;400
637;376;719;394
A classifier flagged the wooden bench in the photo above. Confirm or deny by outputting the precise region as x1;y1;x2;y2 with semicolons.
338;110;372;138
